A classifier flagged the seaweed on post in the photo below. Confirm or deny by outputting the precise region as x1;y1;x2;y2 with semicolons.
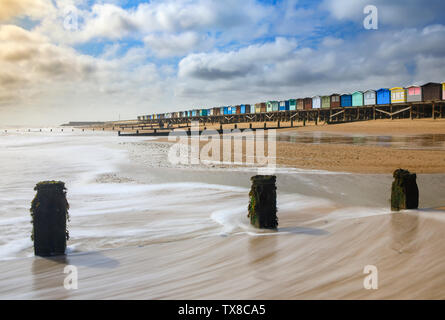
391;169;419;211
248;175;278;229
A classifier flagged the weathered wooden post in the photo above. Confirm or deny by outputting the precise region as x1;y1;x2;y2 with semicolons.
248;175;278;229
391;169;419;211
30;181;69;256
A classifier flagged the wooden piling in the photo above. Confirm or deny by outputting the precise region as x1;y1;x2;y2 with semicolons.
391;169;419;211
30;181;69;256
248;175;278;229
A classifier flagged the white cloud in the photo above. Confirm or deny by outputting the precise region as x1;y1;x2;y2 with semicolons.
176;25;445;103
144;31;213;57
321;0;445;28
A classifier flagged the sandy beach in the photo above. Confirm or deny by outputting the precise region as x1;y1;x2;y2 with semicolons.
1;119;445;299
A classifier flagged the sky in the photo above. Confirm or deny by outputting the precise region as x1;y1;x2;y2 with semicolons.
0;0;445;125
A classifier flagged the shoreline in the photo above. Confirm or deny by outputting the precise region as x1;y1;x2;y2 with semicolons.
1;120;445;299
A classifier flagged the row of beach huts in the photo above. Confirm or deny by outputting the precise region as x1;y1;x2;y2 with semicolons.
137;82;445;121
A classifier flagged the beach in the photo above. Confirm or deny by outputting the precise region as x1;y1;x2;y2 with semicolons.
0;119;445;299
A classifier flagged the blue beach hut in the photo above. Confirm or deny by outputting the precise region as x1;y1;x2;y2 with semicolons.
376;88;391;105
340;94;352;107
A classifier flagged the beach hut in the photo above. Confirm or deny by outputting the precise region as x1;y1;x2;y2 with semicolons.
266;101;273;112
312;96;321;109
406;85;422;102
421;82;442;101
279;100;289;111
442;82;445;100
363;90;376;105
272;101;279;112
352;91;364;107
254;103;261;113
340;94;352;107
260;102;267;113
303;98;312;110
390;87;407;103
289;99;297;111
321;96;330;109
297;99;304;110
222;106;228;115
213;107;220;115
330;94;341;108
231;106;237;114
240;104;246;114
376;88;391;105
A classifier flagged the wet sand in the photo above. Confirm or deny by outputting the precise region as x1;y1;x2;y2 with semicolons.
1;121;445;299
2;207;444;299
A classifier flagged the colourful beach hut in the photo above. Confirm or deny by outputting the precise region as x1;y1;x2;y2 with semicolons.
303;98;312;110
260;102;267;113
272;101;279;112
289;99;297;111
352;91;364;106
442;82;445;100
363;90;376;105
279;100;289;111
376;88;391;105
421;82;442;101
390;87;407;103
330;94;341;108
406;85;422;102
296;99;304;110
340;94;352;107
321;96;330;109
312;96;321;109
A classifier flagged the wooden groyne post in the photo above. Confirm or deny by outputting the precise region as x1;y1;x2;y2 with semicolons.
248;175;278;229
391;169;419;211
30;181;70;256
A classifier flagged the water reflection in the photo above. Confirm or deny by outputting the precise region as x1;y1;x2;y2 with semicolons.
31;255;71;299
390;213;419;254
248;236;277;281
277;132;445;150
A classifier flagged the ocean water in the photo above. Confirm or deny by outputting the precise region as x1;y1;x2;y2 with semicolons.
0;129;397;261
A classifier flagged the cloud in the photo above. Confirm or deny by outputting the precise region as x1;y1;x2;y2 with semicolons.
321;0;445;28
2;0;445;125
0;24;95;85
176;25;445;103
178;37;298;80
0;0;54;21
144;31;213;57
34;0;272;45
